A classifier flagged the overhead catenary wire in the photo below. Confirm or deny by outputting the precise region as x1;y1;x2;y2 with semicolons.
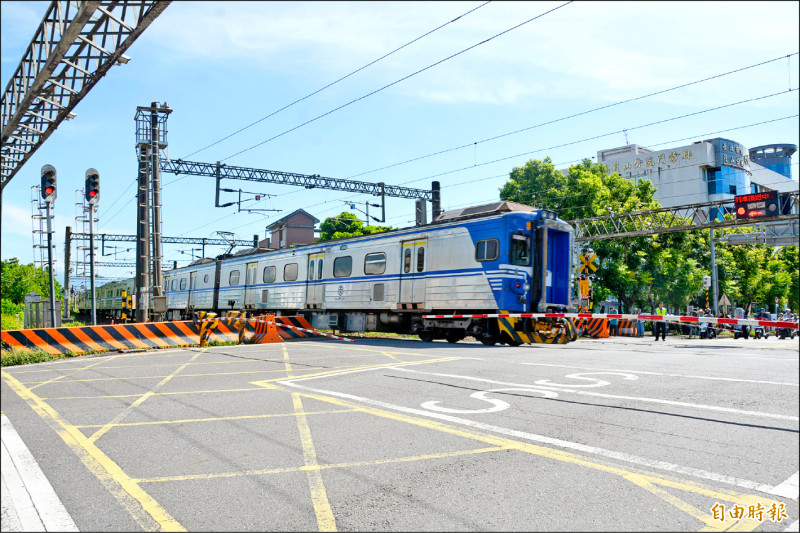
344;52;800;181
220;1;574;162
95;53;797;234
181;1;492;160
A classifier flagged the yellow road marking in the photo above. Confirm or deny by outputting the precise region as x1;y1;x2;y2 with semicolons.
87;351;205;445
133;446;508;484
293;393;337;532
250;356;462;389
2;370;184;532
286;388;778;532
283;345;336;531
8;354;287;375
22;367;324;385
73;409;355;429
40;387;273;400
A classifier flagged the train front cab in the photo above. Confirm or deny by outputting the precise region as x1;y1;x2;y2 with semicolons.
497;211;577;345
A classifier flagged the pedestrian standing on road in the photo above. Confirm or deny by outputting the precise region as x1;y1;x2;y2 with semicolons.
609;307;619;336
635;308;645;337
654;301;667;341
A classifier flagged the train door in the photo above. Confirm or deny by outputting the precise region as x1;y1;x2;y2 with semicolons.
187;271;198;312
243;262;258;307
399;239;426;305
306;253;324;307
534;224;571;310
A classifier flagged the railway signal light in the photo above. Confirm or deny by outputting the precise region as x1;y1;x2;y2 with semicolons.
734;191;778;219
85;168;100;204
41;164;56;202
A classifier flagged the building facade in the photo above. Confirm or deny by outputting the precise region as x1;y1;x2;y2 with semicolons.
596;138;798;215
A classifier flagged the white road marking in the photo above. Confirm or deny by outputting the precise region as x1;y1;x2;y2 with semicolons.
534;372;639;388
390;367;799;422
421;388;558;414
770;471;799;500
519;362;799;387
1;415;78;532
278;379;783;496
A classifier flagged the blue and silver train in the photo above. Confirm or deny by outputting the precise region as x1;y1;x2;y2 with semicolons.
77;201;576;344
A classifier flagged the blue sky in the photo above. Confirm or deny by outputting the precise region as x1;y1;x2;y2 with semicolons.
2;1;798;287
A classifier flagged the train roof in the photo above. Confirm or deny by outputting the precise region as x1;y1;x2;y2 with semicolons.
432;201;545;223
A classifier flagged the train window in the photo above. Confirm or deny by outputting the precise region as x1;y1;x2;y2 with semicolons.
510;234;530;266
263;266;276;283
318;259;323;280
204;274;209;283
475;239;499;261
284;263;298;282
333;256;352;278
417;248;425;272
229;270;240;285
171;279;176;291
403;248;411;273
309;260;315;281
364;252;386;275
373;283;384;301
179;278;187;290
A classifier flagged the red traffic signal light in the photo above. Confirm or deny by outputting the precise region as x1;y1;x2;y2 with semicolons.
85;168;99;205
40;164;56;202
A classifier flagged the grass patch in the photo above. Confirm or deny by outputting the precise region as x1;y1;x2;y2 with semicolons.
1;347;76;366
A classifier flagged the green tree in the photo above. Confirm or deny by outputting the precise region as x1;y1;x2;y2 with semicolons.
318;212;392;242
1;258;63;304
499;157;705;313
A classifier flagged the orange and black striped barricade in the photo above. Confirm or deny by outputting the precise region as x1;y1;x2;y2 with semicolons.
618;319;638;336
581;318;609;338
251;314;284;344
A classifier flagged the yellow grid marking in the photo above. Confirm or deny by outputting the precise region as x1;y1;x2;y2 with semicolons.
86;351;205;446
21;367;325;385
133;446;508;484
40;387;274;400
73;409;355;429
250;356;463;388
2;370;185;532
283;344;336;531
281;388;780;532
10;354;289;376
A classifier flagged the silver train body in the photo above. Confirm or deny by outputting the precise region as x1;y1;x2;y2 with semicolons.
77;203;575;344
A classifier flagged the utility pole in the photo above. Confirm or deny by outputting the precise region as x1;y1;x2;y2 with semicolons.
85;169;100;325
710;227;719;316
135;142;150;322
41;165;57;327
63;226;71;319
134;102;171;321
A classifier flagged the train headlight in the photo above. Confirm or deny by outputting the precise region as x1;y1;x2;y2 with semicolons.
524;283;530;292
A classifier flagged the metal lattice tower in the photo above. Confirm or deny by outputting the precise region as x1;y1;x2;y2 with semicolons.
73;188;95;281
1;1;170;190
30;186;54;272
133;102;171;321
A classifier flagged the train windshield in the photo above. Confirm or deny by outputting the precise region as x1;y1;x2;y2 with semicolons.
510;234;530;266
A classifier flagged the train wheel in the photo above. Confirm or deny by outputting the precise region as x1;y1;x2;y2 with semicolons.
418;330;435;342
445;331;464;344
478;332;498;346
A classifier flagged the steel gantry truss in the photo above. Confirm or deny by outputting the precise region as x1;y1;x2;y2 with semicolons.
160;159;443;219
1;0;170;189
570;191;799;243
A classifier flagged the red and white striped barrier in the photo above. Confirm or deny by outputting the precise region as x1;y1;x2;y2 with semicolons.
422;312;799;330
249;317;355;343
194;315;355;342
